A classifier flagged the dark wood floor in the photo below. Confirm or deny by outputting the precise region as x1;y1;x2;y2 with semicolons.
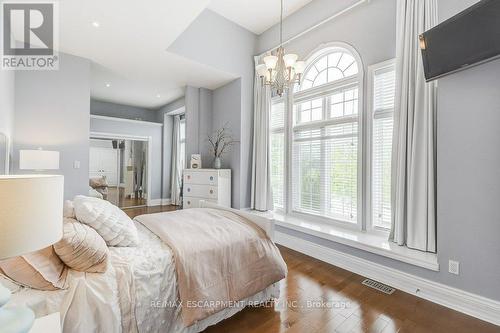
123;204;179;218
126;206;500;333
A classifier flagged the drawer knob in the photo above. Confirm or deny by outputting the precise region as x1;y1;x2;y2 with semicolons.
209;176;214;181
187;175;191;179
187;201;191;205
187;188;191;192
209;189;214;194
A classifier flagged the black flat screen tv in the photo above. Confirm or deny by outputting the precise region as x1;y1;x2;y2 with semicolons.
420;0;500;81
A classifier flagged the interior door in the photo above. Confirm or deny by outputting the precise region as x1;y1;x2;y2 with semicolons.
89;147;118;185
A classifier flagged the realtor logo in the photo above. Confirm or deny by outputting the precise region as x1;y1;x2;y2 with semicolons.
1;1;59;70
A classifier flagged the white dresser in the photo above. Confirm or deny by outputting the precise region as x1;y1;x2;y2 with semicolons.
183;169;231;208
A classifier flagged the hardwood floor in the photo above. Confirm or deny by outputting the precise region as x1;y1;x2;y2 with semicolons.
123;204;179;218
125;205;499;333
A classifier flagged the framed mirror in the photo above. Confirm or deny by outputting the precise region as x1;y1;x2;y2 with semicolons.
0;132;10;175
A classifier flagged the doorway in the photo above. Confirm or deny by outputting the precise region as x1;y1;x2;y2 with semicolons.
89;134;151;209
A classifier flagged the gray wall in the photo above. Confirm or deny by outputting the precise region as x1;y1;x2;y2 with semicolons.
0;67;15;173
213;79;242;208
435;0;500;301
257;0;365;54
0;69;15;139
261;0;500;302
184;86;214;169
90;117;164;200
156;96;185;122
169;9;257;209
13;53;91;200
91;99;159;122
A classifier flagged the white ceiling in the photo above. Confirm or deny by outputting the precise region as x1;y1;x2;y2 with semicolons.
13;0;312;109
56;0;236;109
208;0;313;35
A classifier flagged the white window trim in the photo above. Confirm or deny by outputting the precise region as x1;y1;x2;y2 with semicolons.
250;209;439;271
273;42;365;231
271;46;398;235
366;59;396;234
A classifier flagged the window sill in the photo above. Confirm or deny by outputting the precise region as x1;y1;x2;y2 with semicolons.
251;210;439;271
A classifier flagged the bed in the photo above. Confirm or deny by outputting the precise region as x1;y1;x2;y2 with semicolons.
3;202;286;333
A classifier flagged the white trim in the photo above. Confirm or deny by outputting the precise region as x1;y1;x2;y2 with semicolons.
252;209;438;270
147;198;172;206
90;132;153;207
366;58;396;232
279;42;365;230
166;106;185;116
90;115;163;127
276;231;500;326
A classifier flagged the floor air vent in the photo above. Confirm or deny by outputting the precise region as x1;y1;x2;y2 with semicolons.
362;279;395;295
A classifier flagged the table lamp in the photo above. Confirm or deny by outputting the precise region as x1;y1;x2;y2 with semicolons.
0;175;64;333
19;149;59;171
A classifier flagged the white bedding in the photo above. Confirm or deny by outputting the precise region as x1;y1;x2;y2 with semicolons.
4;221;280;333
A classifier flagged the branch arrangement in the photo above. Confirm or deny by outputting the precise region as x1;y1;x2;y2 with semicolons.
207;123;238;158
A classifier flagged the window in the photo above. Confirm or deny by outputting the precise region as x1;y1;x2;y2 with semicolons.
179;117;186;170
297;50;359;92
268;42;396;233
370;60;396;230
292;86;359;223
270;100;285;209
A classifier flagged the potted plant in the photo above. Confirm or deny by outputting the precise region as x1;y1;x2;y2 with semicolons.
207;124;237;169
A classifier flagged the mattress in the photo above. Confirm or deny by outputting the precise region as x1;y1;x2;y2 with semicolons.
4;221;280;333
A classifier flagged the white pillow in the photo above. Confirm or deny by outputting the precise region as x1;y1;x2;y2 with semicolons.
73;195;138;247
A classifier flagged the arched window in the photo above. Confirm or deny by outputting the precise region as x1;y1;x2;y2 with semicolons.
270;43;364;225
299;48;359;91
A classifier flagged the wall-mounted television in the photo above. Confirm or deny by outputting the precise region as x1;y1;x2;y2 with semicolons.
420;0;500;82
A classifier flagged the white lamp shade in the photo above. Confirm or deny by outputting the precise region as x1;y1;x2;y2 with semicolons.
283;53;298;67
19;150;59;170
256;64;268;77
294;61;306;74
263;55;278;70
0;175;64;259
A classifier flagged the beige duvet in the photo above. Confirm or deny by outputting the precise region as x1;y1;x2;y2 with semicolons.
135;208;287;326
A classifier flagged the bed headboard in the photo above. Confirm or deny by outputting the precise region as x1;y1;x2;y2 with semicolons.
199;201;275;241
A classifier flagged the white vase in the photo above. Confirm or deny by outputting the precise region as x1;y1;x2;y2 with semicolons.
214;157;222;169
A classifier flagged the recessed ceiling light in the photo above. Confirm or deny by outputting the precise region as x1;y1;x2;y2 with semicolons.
156;94;161;98
105;83;111;87
92;21;100;28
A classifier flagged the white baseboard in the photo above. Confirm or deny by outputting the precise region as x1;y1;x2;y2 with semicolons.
275;231;500;326
147;198;171;206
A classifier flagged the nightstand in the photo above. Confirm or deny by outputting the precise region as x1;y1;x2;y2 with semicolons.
30;312;60;333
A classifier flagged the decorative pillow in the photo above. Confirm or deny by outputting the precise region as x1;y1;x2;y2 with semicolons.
63;200;76;218
0;246;68;291
73;195;138;247
53;218;109;273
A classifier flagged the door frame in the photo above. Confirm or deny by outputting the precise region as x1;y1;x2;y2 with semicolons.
90;132;153;207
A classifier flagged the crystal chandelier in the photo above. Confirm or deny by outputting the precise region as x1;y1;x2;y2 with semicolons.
256;0;305;97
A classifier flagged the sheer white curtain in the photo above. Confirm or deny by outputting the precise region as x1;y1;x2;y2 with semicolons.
390;0;437;252
251;56;273;211
170;115;182;205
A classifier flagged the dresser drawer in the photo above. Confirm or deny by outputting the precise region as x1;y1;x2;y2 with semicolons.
184;184;218;199
184;170;217;185
183;196;217;209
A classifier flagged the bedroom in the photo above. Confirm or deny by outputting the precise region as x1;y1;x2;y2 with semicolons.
0;0;499;332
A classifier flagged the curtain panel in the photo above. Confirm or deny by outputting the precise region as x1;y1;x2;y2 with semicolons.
251;56;273;211
390;0;438;253
170;115;182;205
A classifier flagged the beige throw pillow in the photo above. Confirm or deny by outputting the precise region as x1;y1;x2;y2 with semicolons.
0;246;68;291
53;218;109;273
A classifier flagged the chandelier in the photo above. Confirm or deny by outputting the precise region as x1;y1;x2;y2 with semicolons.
256;0;305;97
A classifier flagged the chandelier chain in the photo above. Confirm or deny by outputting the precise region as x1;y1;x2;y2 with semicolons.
280;0;283;46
